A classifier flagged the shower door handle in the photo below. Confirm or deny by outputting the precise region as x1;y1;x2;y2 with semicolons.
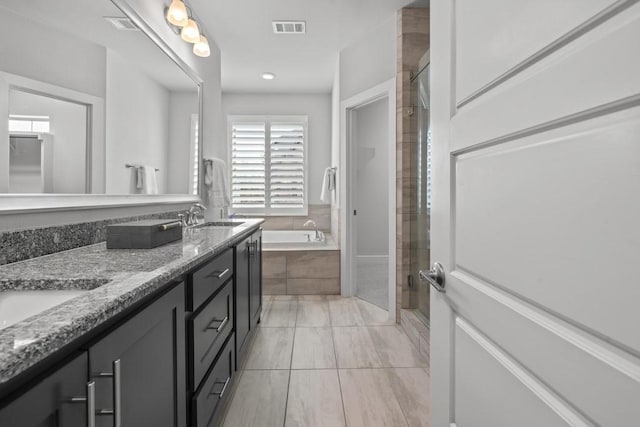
419;262;446;293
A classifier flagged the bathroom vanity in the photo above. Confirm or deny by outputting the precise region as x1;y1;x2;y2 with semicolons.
0;219;263;427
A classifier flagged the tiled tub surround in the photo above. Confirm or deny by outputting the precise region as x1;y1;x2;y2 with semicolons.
0;219;263;385
0;210;183;265
262;228;340;295
263;249;340;295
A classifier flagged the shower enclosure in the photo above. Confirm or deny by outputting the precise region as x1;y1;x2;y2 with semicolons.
409;55;431;324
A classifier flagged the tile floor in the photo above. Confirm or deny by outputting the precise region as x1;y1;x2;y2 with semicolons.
222;295;431;427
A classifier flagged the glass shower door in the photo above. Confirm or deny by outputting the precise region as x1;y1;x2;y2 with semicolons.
409;63;431;322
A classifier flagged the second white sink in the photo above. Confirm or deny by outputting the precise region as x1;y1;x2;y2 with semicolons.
0;290;89;331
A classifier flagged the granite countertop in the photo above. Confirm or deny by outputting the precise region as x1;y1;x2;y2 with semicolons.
0;219;262;385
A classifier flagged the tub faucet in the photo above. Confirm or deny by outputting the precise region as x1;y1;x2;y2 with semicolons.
303;219;321;241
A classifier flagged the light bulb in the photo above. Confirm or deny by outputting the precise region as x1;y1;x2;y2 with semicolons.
166;0;188;27
261;72;276;80
193;35;210;57
181;19;200;43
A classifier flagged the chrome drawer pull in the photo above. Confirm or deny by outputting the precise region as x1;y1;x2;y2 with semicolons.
205;316;229;333
207;268;230;280
67;381;96;427
93;359;122;427
208;377;231;399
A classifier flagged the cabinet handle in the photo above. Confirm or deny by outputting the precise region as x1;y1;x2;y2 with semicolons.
94;359;122;427
207;268;230;280
68;380;96;427
205;316;229;333
113;359;122;427
208;377;231;399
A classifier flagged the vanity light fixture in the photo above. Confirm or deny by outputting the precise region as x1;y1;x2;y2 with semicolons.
262;72;276;80
166;0;188;27
193;35;211;57
165;1;209;57
181;18;200;43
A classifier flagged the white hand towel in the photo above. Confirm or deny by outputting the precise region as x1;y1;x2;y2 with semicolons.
207;158;230;208
136;168;144;190
320;167;331;203
204;160;213;186
142;165;158;195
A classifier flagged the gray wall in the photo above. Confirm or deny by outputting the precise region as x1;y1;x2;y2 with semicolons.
222;93;332;203
105;49;169;194
339;15;397;101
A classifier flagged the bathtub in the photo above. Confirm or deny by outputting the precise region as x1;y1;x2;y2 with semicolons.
261;229;340;295
262;230;338;251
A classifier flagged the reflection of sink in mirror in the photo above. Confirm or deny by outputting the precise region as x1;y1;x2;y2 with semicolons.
0;0;201;195
0;290;89;331
195;221;246;228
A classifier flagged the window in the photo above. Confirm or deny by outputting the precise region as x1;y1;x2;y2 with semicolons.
229;116;308;215
8;115;50;133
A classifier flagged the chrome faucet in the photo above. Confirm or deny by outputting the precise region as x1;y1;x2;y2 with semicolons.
303;219;322;241
184;203;207;226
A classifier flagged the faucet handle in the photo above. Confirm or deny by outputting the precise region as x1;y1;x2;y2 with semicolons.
177;213;187;227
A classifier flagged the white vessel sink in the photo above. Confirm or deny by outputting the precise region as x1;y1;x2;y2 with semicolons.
0;290;89;331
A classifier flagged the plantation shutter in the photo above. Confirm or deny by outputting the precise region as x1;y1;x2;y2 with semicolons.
269;122;305;209
231;122;266;208
229;116;307;215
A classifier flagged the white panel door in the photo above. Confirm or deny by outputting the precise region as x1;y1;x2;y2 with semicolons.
430;1;640;426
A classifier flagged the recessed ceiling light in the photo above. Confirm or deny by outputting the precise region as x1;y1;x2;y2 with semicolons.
262;72;276;80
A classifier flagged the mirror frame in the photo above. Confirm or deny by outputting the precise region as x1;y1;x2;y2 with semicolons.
0;0;204;215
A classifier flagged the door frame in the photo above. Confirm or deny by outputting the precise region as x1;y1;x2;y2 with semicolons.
340;78;396;321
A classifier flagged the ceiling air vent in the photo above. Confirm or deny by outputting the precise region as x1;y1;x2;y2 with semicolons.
272;21;306;34
104;16;139;31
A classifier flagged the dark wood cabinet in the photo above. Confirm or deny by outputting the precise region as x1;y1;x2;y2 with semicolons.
235;229;262;368
234;235;252;366
87;282;186;427
249;230;262;330
0;353;89;427
191;333;235;427
0;225;263;427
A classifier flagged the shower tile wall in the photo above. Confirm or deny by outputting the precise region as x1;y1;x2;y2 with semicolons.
396;8;430;321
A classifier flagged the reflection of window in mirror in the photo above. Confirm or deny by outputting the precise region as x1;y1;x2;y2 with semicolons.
7;90;88;194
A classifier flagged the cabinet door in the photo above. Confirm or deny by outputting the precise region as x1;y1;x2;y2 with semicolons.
88;282;185;427
0;353;89;427
235;236;251;365
249;230;262;328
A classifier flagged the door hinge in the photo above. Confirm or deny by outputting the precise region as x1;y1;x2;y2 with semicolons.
353;210;357;216
408;105;415;116
408;274;414;289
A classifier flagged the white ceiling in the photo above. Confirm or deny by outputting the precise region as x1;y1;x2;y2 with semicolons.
190;0;428;94
0;0;196;91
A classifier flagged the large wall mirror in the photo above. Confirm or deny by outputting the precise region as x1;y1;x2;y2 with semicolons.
0;0;202;199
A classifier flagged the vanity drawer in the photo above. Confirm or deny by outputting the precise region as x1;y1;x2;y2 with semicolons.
192;333;235;427
191;279;234;389
191;248;233;311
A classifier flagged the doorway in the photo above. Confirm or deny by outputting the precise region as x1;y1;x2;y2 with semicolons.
340;78;396;321
352;97;389;309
